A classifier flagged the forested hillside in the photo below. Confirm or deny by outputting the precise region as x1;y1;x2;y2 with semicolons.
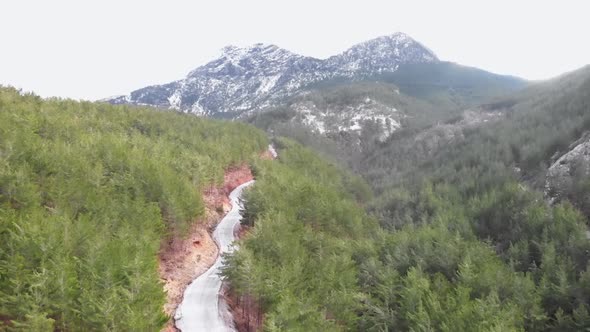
363;65;590;196
246;82;442;167
0;87;267;330
247;62;527;172
373;61;526;110
361;66;590;330
224;138;378;330
223;140;588;331
1;65;589;332
224;66;590;331
3;0;589;329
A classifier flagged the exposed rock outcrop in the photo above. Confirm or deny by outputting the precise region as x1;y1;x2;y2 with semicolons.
545;133;590;204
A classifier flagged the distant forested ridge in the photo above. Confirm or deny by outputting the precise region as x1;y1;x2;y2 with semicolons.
246;61;527;171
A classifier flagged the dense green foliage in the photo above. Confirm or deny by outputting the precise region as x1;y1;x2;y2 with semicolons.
224;138;590;331
0;87;267;331
360;66;590;330
363;182;590;331
364;66;590;195
233;66;590;331
224;138;378;331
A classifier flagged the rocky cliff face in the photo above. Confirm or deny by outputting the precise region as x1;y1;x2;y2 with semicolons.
545;134;590;204
106;32;439;117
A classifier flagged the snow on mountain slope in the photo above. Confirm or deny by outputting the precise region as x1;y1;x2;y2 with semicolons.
107;32;439;117
292;96;402;141
325;32;438;77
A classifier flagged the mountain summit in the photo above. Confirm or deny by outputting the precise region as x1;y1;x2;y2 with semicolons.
107;33;439;117
325;32;438;76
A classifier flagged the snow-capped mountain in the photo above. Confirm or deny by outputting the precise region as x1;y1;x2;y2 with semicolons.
106;32;438;117
324;33;437;76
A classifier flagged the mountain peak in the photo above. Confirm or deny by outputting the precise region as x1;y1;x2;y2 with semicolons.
344;32;439;63
220;43;281;56
321;32;438;76
363;32;420;45
110;32;441;116
379;31;412;42
218;44;274;63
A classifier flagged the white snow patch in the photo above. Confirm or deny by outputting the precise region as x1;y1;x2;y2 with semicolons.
302;113;326;134
257;75;280;94
190;100;207;116
168;90;182;110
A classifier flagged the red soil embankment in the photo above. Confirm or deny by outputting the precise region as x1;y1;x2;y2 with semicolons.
158;164;253;331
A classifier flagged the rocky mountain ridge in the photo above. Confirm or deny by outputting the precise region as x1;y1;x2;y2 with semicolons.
106;33;438;117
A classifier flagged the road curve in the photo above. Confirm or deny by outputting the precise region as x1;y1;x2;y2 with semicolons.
175;180;255;332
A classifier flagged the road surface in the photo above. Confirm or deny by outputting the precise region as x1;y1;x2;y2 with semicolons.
175;180;255;332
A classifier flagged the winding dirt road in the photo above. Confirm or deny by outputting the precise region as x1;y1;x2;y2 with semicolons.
174;180;254;332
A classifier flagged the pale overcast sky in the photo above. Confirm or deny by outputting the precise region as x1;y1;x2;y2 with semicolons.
1;0;589;100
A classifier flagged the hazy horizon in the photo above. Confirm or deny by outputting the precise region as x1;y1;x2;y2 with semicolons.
2;0;589;100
